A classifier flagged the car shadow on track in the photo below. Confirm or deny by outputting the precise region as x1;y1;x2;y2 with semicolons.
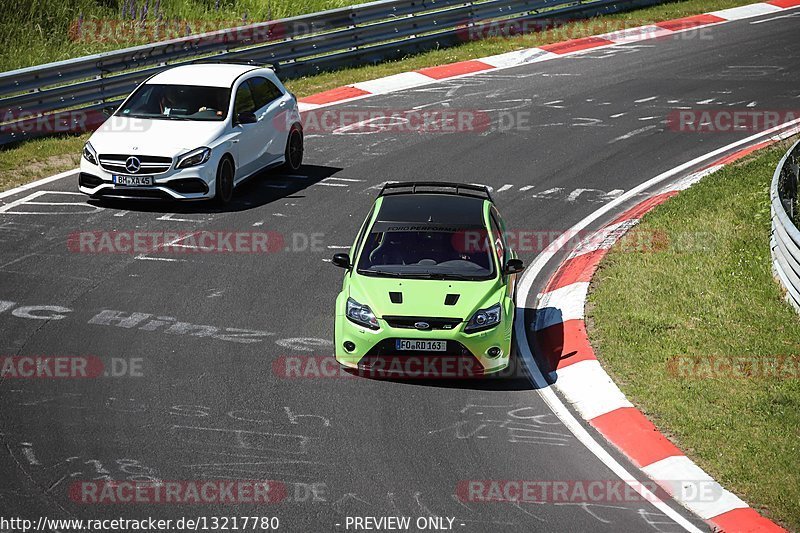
346;352;537;391
87;164;343;214
528;306;565;387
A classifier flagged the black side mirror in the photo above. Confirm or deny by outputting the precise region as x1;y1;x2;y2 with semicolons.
236;111;257;124
332;253;351;269
503;258;524;275
102;105;116;117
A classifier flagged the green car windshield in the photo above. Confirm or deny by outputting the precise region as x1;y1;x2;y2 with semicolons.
357;226;496;281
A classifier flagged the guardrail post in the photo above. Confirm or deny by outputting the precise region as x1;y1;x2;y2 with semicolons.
790;151;799;221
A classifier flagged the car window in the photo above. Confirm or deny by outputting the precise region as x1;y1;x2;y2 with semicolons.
489;215;505;265
119;84;230;121
356;226;495;281
233;83;256;117
248;77;282;110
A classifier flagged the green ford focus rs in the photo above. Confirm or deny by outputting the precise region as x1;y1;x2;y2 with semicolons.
331;182;524;377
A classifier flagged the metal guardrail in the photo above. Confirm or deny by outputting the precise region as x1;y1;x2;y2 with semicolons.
0;0;666;145
771;139;800;313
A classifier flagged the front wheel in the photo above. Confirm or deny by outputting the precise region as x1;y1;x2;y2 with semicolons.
281;126;303;171
214;157;234;205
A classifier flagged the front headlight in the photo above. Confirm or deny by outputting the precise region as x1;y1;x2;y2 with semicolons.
346;297;379;330
82;141;98;165
465;303;502;333
176;147;211;169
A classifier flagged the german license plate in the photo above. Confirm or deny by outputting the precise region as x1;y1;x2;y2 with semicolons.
113;175;153;186
395;339;446;352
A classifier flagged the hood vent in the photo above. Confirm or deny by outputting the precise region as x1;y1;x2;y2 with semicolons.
389;292;403;304
444;294;460;306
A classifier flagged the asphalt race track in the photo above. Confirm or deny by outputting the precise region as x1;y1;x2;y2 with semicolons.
1;10;799;532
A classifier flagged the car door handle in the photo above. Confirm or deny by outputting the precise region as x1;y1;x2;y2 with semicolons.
232;139;239;143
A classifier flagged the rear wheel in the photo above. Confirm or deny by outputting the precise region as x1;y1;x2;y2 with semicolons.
214;157;234;205
281;125;304;171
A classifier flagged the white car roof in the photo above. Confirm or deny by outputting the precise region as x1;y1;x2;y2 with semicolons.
145;64;267;88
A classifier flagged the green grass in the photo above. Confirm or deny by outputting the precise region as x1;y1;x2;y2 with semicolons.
0;0;759;191
0;0;357;72
587;138;800;530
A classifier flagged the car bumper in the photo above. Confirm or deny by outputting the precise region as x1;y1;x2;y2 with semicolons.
78;159;216;200
334;308;512;378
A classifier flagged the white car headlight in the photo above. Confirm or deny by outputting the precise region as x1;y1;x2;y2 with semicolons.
346;297;379;330
465;303;502;332
176;147;211;169
82;141;98;165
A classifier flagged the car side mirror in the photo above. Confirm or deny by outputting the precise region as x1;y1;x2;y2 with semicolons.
236;111;257;124
332;253;351;269
102;105;116;117
503;258;524;275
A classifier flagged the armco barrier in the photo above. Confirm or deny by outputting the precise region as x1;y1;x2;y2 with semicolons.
0;0;667;145
771;139;800;313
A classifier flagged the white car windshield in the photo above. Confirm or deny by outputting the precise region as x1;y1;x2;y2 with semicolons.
119;84;231;121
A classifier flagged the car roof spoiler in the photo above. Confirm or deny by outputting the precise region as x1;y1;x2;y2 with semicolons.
378;181;493;202
195;59;277;71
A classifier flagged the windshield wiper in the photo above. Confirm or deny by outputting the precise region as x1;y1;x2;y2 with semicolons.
397;272;480;281
359;269;403;277
124;114;190;120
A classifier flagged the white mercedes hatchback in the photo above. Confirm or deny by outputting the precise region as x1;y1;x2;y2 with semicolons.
78;63;303;204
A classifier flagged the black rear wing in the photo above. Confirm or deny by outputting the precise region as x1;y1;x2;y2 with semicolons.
378;181;493;202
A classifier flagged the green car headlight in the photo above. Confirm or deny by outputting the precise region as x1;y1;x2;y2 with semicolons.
346;297;379;330
465;303;501;333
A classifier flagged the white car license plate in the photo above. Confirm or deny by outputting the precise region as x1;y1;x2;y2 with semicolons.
395;339;447;352
113;175;153;186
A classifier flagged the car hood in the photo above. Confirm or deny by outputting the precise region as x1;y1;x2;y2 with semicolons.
348;274;503;320
88;117;226;156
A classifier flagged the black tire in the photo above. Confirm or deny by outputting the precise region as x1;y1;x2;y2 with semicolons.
281;125;304;171
214;157;234;205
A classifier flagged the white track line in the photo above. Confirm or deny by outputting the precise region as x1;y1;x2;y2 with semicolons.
513;118;800;531
0;169;78;200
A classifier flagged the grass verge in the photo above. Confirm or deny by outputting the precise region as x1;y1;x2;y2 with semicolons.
587;138;800;530
0;0;759;192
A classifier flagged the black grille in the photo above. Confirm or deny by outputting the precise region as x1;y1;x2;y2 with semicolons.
98;154;173;175
79;172;104;187
165;178;208;194
358;339;484;377
383;316;462;330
